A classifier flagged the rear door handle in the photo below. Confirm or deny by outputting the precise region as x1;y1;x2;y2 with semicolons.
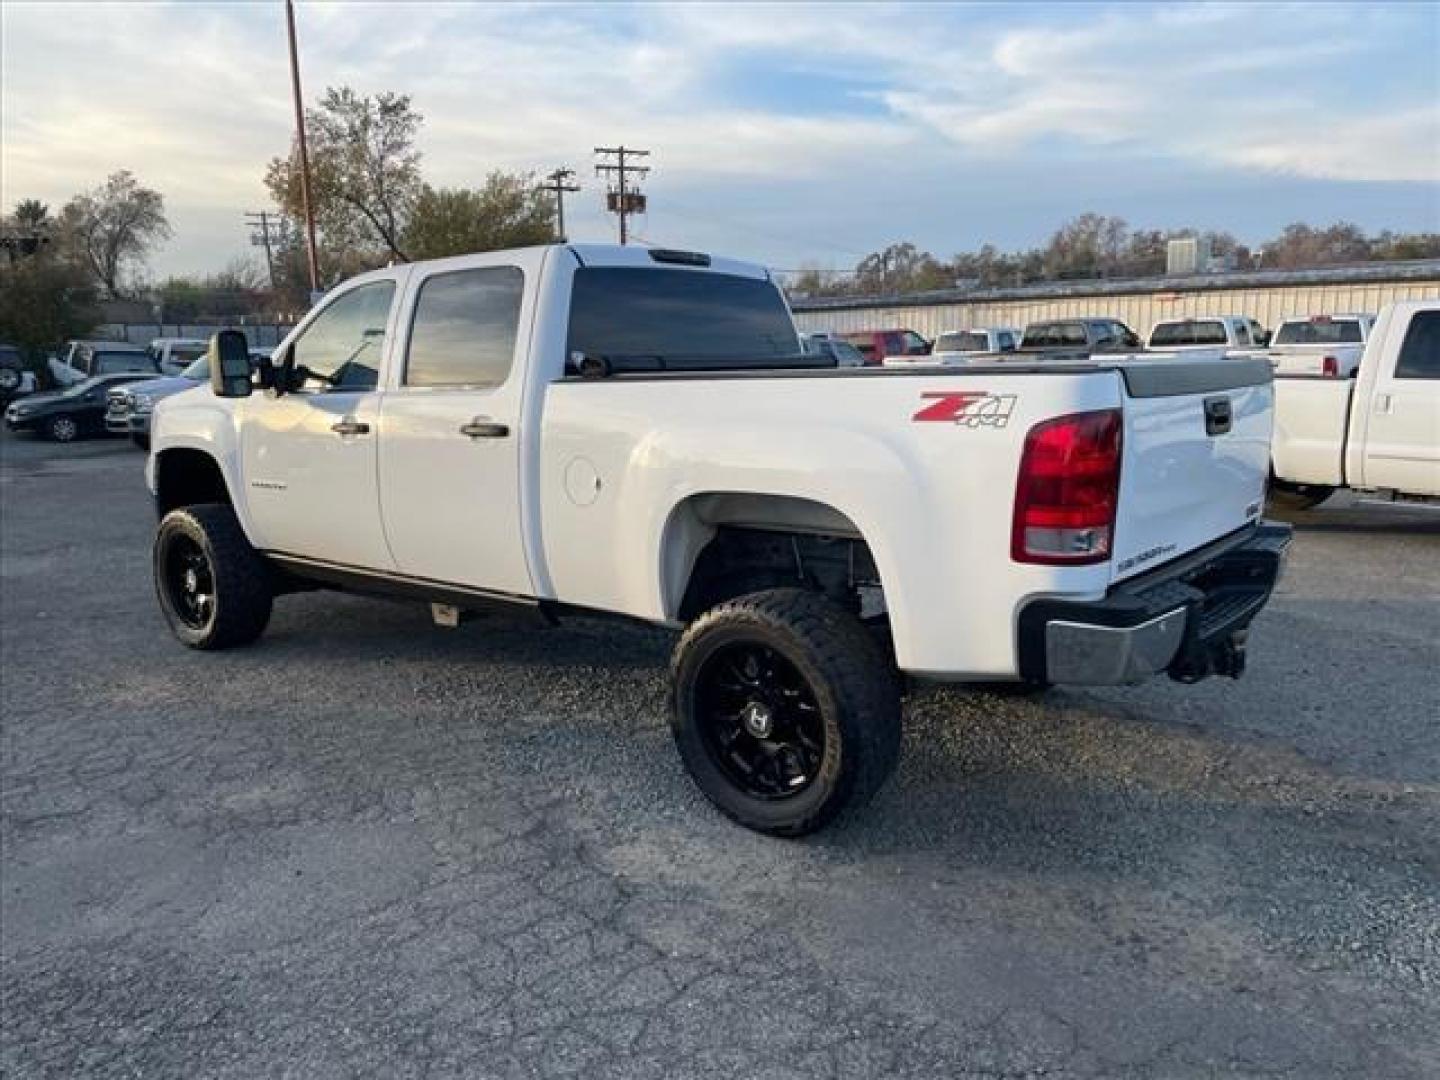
460;418;509;439
330;417;370;436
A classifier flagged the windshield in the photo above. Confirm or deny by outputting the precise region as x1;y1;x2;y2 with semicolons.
567;268;799;366
1274;319;1363;345
180;356;211;380
935;332;989;353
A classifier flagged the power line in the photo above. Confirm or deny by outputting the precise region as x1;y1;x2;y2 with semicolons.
594;146;650;245
540;167;581;243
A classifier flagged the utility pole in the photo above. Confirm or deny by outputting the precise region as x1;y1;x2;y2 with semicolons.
541;167;581;243
285;0;321;295
244;211;287;288
594;146;650;245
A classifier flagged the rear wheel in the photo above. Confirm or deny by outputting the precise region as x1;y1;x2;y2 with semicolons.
131;434;150;451
1269;479;1334;511
154;504;272;649
45;414;79;442
670;588;901;836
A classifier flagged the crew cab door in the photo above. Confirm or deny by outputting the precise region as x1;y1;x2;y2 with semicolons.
240;276;402;570
1356;308;1440;494
377;252;539;596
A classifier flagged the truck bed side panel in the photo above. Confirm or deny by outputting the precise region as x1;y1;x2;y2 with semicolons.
537;369;1123;677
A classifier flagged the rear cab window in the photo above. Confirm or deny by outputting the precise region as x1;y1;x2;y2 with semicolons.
936;332;988;352
1274;318;1364;345
566;267;800;372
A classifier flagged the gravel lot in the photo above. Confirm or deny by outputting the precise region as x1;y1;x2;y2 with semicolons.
2;430;1437;1079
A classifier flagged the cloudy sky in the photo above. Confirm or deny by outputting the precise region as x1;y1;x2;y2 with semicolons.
3;1;1437;279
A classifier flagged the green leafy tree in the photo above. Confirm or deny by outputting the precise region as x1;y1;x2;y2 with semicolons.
60;170;171;298
402;175;556;260
265;87;423;264
0;253;98;359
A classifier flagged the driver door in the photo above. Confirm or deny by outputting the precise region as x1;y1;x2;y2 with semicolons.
240;275;405;570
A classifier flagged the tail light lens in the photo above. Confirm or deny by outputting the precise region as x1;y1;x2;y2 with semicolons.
1321;355;1338;377
1012;409;1122;565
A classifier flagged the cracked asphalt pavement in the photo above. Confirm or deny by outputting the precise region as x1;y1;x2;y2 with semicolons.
2;431;1437;1078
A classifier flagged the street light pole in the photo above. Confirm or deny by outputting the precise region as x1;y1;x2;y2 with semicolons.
285;0;321;295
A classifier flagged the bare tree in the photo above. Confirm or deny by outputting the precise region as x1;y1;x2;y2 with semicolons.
61;171;171;299
265;87;422;264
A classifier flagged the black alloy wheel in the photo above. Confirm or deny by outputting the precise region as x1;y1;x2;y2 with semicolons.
671;588;901;836
694;641;826;799
153;504;273;649
159;531;215;631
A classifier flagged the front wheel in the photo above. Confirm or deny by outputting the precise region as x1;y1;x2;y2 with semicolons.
45;414;79;442
154;504;273;649
670;589;901;836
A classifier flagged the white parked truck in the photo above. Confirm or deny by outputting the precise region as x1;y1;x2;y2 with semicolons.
1266;313;1375;378
147;244;1290;835
1270;300;1439;509
1147;316;1267;351
884;327;1020;366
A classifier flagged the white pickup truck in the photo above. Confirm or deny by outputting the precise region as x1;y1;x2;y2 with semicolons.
1266;313;1375;378
147;243;1289;836
883;327;1020;366
1270;300;1438;509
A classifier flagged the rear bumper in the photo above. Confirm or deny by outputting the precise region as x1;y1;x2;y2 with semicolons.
1017;523;1292;686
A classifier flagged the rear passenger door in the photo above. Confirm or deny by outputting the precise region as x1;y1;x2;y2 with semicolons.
378;252;542;596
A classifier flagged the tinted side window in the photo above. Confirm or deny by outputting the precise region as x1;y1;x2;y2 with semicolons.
404;267;524;388
1149;323;1187;346
1395;311;1440;379
1192;321;1229;346
290;281;396;391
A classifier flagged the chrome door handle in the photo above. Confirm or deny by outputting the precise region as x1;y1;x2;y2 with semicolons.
330;417;370;436
460;418;509;439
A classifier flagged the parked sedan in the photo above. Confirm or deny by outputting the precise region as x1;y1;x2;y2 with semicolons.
5;372;162;442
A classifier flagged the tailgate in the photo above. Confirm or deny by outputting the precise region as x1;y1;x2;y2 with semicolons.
1110;358;1272;583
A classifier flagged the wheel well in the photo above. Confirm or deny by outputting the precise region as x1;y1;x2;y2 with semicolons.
155;449;231;515
665;493;885;622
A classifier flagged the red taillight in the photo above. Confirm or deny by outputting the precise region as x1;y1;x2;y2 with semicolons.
1321;355;1339;377
1012;409;1122;565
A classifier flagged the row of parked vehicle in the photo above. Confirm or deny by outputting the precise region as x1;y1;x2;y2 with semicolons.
2;337;270;445
806;313;1378;379
806;307;1435;507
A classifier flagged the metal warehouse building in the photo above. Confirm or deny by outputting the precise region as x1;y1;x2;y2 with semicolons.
789;259;1440;339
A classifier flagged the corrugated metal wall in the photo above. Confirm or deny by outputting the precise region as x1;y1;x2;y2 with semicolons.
792;279;1440;338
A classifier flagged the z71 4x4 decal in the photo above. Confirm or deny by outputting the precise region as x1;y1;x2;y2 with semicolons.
912;391;1018;428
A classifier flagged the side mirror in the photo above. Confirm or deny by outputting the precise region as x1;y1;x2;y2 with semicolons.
209;331;253;398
